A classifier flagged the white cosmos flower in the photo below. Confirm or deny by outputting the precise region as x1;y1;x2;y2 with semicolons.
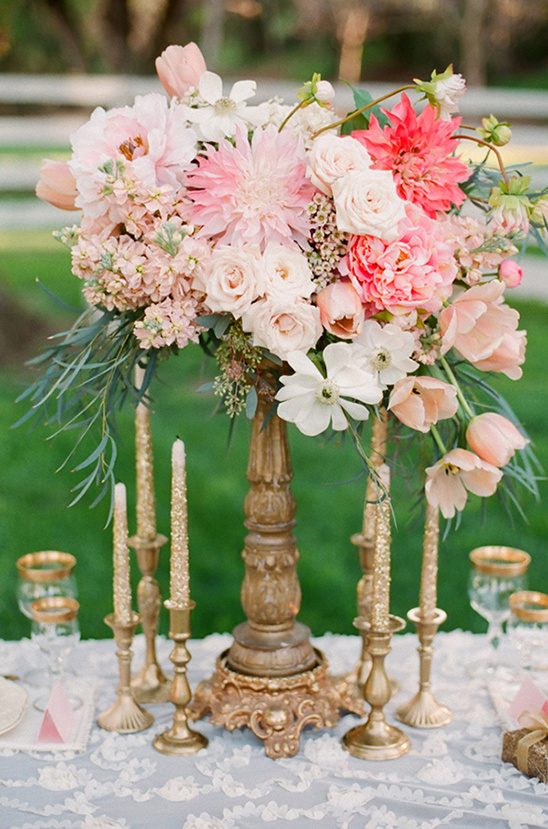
275;343;382;436
353;320;418;388
186;70;257;141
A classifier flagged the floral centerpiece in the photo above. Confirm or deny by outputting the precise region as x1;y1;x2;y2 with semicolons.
28;42;546;522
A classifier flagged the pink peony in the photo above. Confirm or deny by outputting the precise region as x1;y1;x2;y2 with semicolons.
388;376;458;433
466;412;529;467
352;94;469;218
185;125;314;251
36;159;79;211
69;94;197;218
316;280;364;339
499;259;523;288
439;280;526;379
425;448;502;519
155;43;207;98
342;209;457;317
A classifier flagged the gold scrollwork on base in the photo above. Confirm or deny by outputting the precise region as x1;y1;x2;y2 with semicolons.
189;649;361;759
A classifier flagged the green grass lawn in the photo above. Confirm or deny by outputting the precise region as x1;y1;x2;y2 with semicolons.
1;232;547;645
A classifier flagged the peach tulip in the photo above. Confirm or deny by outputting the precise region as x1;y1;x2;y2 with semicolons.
466;412;529;467
35;159;78;211
439;280;525;379
388;376;458;433
316;280;365;338
155;43;207;98
425;447;502;519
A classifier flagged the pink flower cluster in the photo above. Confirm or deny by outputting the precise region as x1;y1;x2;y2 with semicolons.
35;40;537;523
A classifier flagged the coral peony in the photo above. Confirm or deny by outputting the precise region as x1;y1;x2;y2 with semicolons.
388;376;458;432
342;210;457;317
353;94;468;218
155;43;207;98
466;412;529;468
36;159;79;211
439;280;526;379
316;281;364;339
425;448;502;519
185;125;314;251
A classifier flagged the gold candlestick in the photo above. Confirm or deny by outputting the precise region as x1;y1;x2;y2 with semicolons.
153;601;208;756
342;614;410;760
97;612;154;733
129;533;171;704
395;502;451;728
395;607;451;728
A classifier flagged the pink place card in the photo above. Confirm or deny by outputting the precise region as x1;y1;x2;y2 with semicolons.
508;676;548;724
37;682;75;743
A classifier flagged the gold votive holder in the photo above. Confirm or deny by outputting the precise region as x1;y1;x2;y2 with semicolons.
128;533;171;704
153;600;208;756
97;612;154;734
395;607;451;728
17;551;77;582
342;614;410;761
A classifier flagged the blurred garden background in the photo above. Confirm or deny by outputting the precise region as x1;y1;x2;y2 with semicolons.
0;0;547;645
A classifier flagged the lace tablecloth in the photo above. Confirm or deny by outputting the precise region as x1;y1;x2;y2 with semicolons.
0;631;546;829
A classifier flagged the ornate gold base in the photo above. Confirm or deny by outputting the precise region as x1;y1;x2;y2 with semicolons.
395;607;451;729
189;648;360;759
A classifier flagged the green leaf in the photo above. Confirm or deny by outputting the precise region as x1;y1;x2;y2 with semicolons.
245;386;258;420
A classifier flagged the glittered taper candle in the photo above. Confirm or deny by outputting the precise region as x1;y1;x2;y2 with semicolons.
419;501;440;621
113;482;132;623
135;365;157;543
370;464;391;632
170;439;190;606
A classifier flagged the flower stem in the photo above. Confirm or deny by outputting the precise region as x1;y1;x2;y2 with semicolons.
440;355;476;419
454;133;510;189
430;424;448;456
312;84;416;139
278;100;307;132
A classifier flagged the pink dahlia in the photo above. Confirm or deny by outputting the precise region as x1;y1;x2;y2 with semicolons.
342;209;458;317
185;124;314;251
352;95;469;218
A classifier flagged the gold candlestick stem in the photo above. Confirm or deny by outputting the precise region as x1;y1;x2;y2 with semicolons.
129;534;171;704
342;615;410;760
395;607;451;728
97;612;154;733
154;602;208;756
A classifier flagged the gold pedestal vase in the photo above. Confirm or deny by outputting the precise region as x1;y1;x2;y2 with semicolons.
190;378;359;758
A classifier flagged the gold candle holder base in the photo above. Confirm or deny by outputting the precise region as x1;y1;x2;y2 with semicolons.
97;612;154;734
342;615;410;761
128;533;171;704
395;607;451;729
153;601;208;757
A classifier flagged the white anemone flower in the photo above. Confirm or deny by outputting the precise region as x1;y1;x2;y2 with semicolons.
186;70;257;141
275;343;383;437
353;320;418;388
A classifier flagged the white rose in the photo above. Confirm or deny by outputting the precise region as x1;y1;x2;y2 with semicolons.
332;168;407;241
262;243;315;301
195;244;263;317
308;135;372;196
434;74;466;120
242;298;322;359
290;102;338;147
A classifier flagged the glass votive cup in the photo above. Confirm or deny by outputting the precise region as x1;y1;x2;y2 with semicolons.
508;590;548;673
17;551;77;619
30;596;81;711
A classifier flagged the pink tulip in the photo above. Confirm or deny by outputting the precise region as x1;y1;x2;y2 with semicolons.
35;159;78;211
316;280;365;339
498;260;523;289
388;376;458;433
466;412;528;467
425;447;502;519
155;43;207;98
439;280;526;379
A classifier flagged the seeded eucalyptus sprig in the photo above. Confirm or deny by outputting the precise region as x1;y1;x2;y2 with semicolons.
15;306;157;520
